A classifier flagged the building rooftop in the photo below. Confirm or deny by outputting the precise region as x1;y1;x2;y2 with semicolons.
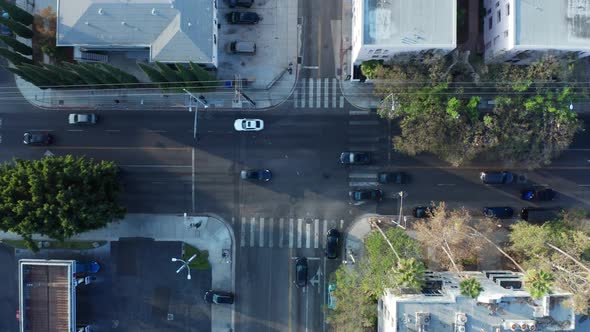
516;0;590;49
379;271;576;332
362;0;456;48
19;259;76;332
56;0;215;63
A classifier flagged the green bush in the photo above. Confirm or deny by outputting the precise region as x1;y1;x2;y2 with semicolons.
183;243;211;270
360;60;382;79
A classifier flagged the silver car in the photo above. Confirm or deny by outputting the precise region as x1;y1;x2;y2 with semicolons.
68;113;97;125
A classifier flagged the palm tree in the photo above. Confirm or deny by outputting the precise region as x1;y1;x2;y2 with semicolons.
460;277;483;299
393;258;426;293
524;269;554;299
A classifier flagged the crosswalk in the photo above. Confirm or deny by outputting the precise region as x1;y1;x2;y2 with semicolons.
293;78;345;108
234;217;344;249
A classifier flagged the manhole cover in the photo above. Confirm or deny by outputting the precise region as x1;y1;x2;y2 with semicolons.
167;313;174;321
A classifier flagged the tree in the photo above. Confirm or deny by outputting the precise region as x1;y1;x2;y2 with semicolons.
460;277;483;299
138;62;167;88
0;0;34;25
0;16;32;38
393;258;426;293
43;64;84;86
64;62;103;87
155;61;183;86
524;270;554;299
0;156;126;251
97;63;140;85
0;47;32;65
0;35;32;55
188;61;216;91
5;66;46;87
360;60;382;79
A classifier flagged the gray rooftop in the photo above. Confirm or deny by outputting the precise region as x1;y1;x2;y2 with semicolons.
516;0;590;49
57;0;215;63
362;0;456;48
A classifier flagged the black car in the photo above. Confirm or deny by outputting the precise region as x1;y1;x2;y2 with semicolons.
204;290;234;304
325;229;339;259
349;189;383;202
227;0;253;7
295;257;308;288
483;207;514;219
240;169;272;181
413;206;433;218
227;12;260;24
521;188;556;201
23;132;53;145
480;171;514;184
340;152;371;165
378;172;407;184
520;207;561;224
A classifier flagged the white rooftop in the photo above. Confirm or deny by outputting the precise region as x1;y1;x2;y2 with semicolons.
56;0;215;63
515;0;590;49
362;0;456;48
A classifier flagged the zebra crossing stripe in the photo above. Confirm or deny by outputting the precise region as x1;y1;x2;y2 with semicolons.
293;84;299;108
279;218;284;248
297;219;302;248
306;222;311;248
289;218;294;248
316;78;321;107
268;218;274;248
323;78;329;108
259;217;265;247
240;217;246;247
339;95;344;108
314;219;319;248
322;219;328;248
332;78;337;107
300;80;305;108
250;217;256;247
340;219;344;229
308;78;313;108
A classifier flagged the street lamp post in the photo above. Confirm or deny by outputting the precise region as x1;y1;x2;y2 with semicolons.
171;254;197;280
183;89;208;140
398;191;405;226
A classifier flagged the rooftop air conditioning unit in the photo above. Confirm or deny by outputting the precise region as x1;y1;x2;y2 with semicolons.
503;320;536;331
455;312;467;326
415;312;430;326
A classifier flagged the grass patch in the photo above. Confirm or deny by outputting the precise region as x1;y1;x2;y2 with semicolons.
0;239;107;250
183;243;211;270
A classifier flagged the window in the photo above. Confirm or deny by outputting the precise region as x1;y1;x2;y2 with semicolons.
497;9;501;22
214;34;217;44
368;49;374;53
495;1;499;7
488;16;493;29
371;55;379;58
504;29;509;37
374;49;382;54
493;35;499;45
487;8;491;15
506;3;510;15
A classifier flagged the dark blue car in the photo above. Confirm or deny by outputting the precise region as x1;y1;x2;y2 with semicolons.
521;188;556;201
240;169;272;181
483;207;514;219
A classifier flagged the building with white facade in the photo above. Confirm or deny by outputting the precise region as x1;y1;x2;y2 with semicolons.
378;271;576;332
56;0;218;66
483;0;590;64
350;0;456;78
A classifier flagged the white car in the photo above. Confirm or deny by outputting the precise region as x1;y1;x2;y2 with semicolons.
69;113;97;125
234;118;264;131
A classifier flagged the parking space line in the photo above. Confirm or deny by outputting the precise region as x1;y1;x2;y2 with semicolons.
240;217;246;247
322;220;328;248
297;218;302;248
308;78;313;108
349;181;380;187
314;219;319;248
250;217;256;247
259;217;265;247
316;78;321;108
289;218;294;248
332;78;337;107
294;85;299;108
306;222;311;248
323;78;329;108
279;218;284;248
339;95;344;108
268;218;274;248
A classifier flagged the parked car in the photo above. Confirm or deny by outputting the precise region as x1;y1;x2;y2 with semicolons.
227;0;254;7
521;188;556;201
483;207;514;219
327;283;336;310
378;172;407;184
349;189;383;202
228;41;256;54
204;290;234;304
520;207;561;224
234;118;263;131
240;169;272;181
68;113;97;125
412;206;433;219
480;171;514;184
23;132;53;145
325;229;339;259
75;261;101;274
226;11;260;24
295;257;308;288
340;152;371;165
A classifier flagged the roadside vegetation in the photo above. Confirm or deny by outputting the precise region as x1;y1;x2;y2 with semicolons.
0;155;126;252
182;243;211;270
0;239;107;250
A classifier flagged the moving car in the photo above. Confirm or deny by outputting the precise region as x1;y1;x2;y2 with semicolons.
378;172;407;184
521;188;556;201
204;290;234;304
325;229;339;259
340;152;371;165
23;132;53;145
234;118;263;131
483;207;514;219
68;113;97;125
520;207;561;224
226;12;260;24
480;171;514;184
349;189;383;202
295;257;308;288
227;0;254;7
240;169;272;181
413;206;433;218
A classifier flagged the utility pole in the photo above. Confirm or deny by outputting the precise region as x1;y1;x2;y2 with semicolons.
183;89;208;140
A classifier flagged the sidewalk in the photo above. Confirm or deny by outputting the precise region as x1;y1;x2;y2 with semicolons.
0;213;236;332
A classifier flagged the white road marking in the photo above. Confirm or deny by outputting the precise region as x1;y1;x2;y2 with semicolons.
349;110;370;115
268;218;274;248
308;78;313;108
294;85;299;108
259;217;265;247
349;181;380;187
191;148;195;213
348;173;378;179
231;217;235;225
105;129;120;132
314;219;319;248
339;96;344;108
27;129;54;132
349;120;380;125
340;220;344;229
67;129;84;132
279;218;284;248
437;183;456;186
302;65;319;69
323;78;329;108
145;129;167;133
578;184;590;187
306;223;311;248
119;165;192;168
332;78;337;107
300;80;306;108
316;78;321;108
289;218;294;248
297;218;302;248
240;217;246;247
322;220;328;248
250;217;256;247
0;118;3;128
